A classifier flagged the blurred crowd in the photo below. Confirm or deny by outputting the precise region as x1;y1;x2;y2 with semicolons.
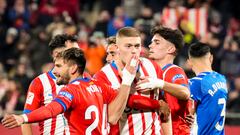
0;0;240;124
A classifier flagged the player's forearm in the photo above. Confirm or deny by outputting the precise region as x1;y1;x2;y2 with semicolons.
108;85;131;124
127;95;160;110
161;114;172;135
23;101;63;123
21;124;33;135
163;82;190;100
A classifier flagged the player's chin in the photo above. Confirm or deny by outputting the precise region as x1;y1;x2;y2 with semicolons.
148;53;155;59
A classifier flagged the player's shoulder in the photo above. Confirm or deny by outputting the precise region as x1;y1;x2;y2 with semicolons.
140;57;161;70
189;76;202;83
140;57;156;65
29;72;48;86
96;63;114;75
163;64;184;72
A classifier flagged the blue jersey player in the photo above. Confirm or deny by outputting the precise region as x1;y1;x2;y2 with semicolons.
187;42;228;135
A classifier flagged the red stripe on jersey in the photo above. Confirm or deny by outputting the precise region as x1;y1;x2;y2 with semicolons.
127;113;135;135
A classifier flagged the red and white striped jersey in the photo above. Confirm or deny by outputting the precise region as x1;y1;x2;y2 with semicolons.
161;6;208;38
23;71;66;135
183;7;208;38
94;58;163;135
162;7;185;30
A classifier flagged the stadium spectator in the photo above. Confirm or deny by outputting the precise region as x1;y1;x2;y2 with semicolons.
84;32;106;75
107;6;134;36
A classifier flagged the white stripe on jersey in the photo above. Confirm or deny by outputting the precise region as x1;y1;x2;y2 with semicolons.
192;77;203;80
143;112;153;134
102;64;120;89
140;58;157;78
64;118;71;135
132;113;143;134
54;115;65;135
39;74;53;134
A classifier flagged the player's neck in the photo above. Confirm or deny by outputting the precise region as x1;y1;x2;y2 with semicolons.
193;64;213;76
154;57;174;68
69;73;83;83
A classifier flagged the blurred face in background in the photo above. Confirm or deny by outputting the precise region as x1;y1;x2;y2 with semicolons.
116;36;141;64
106;44;119;63
52;41;79;59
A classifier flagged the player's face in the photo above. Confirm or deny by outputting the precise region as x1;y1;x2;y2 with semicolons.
149;34;175;60
53;58;71;85
106;44;119;63
117;36;141;64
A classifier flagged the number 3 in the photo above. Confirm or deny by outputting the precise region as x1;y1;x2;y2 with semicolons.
215;98;226;131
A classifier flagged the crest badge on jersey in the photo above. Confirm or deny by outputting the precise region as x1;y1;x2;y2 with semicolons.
26;92;34;104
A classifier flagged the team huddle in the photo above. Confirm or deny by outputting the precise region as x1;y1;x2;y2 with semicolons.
2;26;228;135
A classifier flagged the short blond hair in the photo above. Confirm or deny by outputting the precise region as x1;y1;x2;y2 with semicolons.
116;27;141;38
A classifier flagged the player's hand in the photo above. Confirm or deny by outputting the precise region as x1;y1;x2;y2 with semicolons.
185;114;195;128
135;77;164;92
121;55;139;86
1;114;24;128
158;100;170;122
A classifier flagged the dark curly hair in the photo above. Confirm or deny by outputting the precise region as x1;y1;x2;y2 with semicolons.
151;26;184;55
48;34;78;54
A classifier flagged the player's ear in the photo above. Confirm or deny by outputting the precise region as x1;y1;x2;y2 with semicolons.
70;64;78;74
187;58;193;68
167;45;176;54
210;54;213;64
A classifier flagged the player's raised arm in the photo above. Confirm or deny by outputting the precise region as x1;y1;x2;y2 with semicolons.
108;55;139;124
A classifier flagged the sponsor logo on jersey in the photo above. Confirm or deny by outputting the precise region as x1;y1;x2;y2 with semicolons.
59;91;74;101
